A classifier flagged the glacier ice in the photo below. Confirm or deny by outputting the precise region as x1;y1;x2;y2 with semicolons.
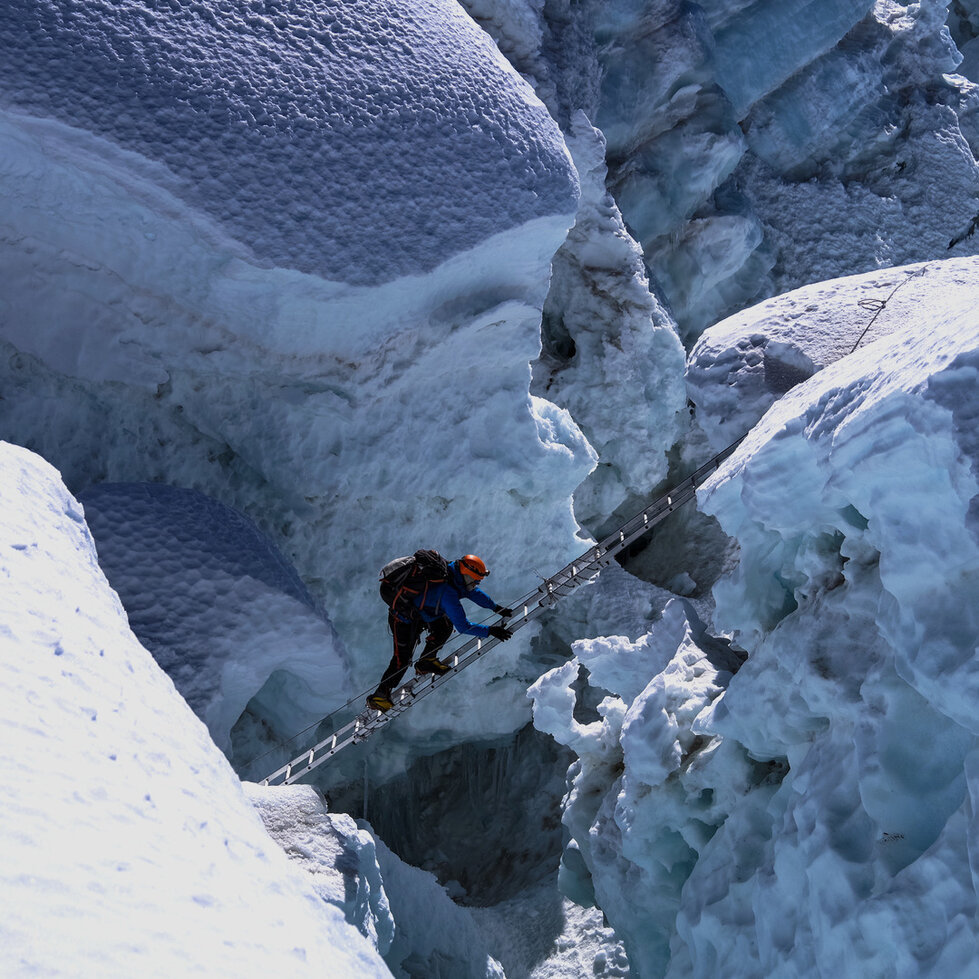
533;111;687;530
246;784;395;956
529;258;979;976
252;776;509;979
0;0;577;286
0;0;590;762
583;0;979;340
8;1;979;975
529;599;751;977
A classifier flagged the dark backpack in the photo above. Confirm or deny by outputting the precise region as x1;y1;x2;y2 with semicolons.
379;549;450;616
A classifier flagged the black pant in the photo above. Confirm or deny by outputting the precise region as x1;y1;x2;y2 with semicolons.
374;610;453;695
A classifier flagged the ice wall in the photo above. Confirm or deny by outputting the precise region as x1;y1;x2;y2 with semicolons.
533;111;687;530
0;0;588;759
589;0;979;341
0;441;391;978
529;259;979;975
529;600;751;976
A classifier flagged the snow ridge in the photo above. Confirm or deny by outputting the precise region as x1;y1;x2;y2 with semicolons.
0;0;577;285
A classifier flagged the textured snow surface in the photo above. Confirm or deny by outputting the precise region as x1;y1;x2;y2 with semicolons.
687;256;979;451
0;0;576;286
0;27;587;763
249;783;506;977
531;260;979;976
471;875;631;978
246;784;395;956
79;482;349;754
0;442;390;978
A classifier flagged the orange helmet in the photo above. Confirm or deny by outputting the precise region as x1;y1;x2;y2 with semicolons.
458;554;489;581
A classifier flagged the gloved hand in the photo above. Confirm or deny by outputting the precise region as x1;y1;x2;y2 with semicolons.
488;624;513;642
494;605;514;618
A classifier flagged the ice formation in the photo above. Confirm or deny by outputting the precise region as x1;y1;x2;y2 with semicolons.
530;260;979;976
78;482;349;755
6;1;979;977
0;442;389;977
247;782;515;977
591;0;979;339
0;0;590;759
533;111;687;529
245;784;395;955
0;0;576;286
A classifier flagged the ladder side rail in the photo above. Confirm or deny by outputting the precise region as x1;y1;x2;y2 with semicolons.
265;544;639;782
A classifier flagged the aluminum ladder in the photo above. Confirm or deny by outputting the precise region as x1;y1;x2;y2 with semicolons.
260;437;743;787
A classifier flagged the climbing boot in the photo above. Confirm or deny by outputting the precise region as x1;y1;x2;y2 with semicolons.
415;655;450;677
367;692;393;712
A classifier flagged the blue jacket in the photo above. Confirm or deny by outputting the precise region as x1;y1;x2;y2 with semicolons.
400;562;498;638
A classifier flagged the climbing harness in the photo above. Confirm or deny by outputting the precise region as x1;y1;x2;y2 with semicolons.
260;435;745;787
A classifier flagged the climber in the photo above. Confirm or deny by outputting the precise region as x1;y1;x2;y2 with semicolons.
367;553;514;712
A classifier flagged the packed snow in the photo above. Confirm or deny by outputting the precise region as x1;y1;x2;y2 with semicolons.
686;256;979;452
0;443;390;978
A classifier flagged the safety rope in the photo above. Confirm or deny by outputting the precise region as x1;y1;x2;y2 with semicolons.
850;265;929;353
259;434;746;787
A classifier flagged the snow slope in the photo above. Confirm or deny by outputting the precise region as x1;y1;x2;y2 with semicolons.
0;442;390;978
687;256;979;451
530;258;979;976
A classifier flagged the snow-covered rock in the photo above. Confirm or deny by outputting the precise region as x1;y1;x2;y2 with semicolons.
78;482;348;757
0;442;390;978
